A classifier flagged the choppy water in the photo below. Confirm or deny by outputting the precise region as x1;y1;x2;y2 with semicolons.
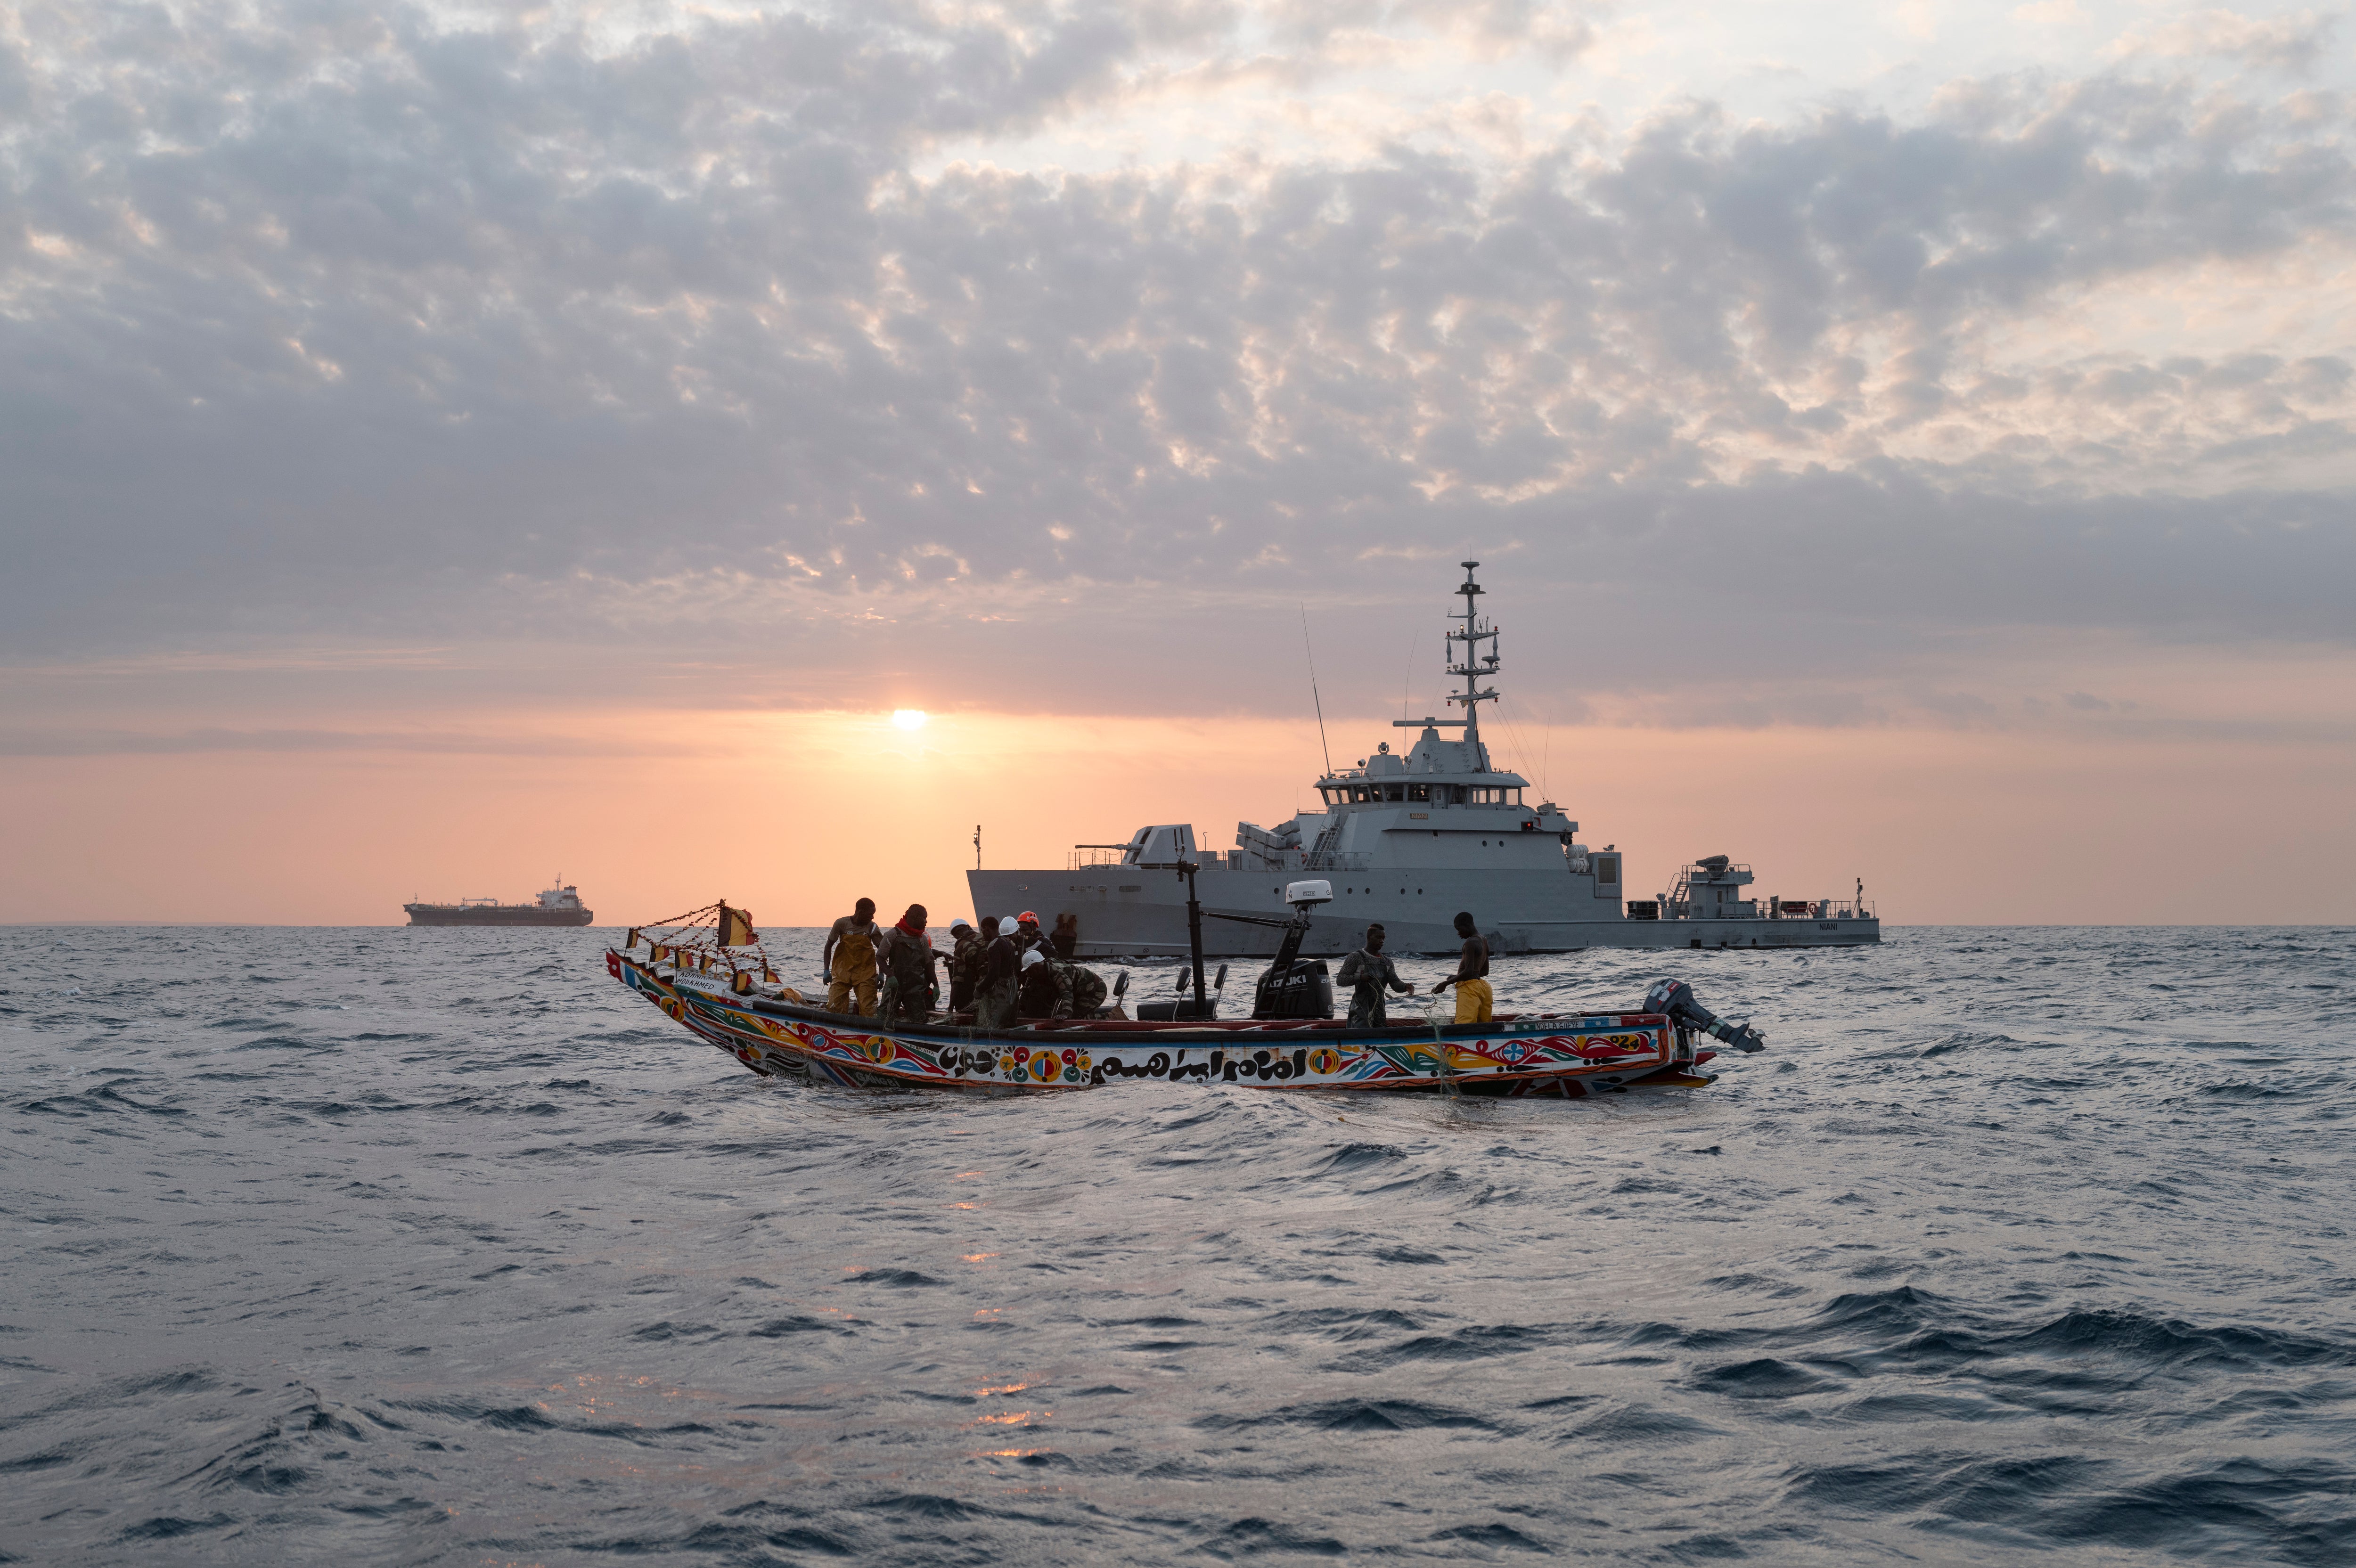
4;926;2353;1566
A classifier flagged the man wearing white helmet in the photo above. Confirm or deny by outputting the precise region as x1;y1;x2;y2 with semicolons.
1017;945;1074;1019
944;917;981;1012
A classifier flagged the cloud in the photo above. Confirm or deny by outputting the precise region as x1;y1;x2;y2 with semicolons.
2112;8;2340;74
1;0;2353;707
0;726;674;757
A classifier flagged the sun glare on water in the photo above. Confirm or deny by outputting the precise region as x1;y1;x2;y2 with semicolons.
892;709;929;730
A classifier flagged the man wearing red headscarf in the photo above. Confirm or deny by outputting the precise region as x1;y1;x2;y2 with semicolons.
876;904;941;1026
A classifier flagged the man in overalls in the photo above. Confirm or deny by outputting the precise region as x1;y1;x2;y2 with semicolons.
823;897;882;1017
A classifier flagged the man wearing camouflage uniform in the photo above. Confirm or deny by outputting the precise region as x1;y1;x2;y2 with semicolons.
1066;962;1109;1019
945;918;981;1012
971;917;1019;1030
1017;947;1073;1019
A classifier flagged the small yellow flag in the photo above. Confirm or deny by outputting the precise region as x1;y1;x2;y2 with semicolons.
719;903;757;947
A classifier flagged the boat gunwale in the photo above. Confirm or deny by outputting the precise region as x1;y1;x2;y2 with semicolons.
625;954;1673;1045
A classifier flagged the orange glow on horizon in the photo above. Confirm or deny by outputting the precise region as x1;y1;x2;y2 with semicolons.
1;702;2350;927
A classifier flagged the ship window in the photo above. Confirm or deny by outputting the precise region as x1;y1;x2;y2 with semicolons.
1385;785;1405;802
1597;857;1619;885
1507;788;1522;805
1407;784;1429;802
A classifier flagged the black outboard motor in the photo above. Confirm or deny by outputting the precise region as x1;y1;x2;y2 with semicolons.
1645;979;1766;1055
1253;880;1336;1020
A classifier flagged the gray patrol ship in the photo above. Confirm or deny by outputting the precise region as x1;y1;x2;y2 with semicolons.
969;564;1879;957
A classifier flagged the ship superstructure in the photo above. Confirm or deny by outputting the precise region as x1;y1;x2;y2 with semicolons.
404;879;595;928
969;564;1878;957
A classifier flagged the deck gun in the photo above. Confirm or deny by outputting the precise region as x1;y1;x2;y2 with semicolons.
1644;979;1767;1055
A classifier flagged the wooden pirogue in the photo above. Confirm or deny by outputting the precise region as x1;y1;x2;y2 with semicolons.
607;902;1768;1097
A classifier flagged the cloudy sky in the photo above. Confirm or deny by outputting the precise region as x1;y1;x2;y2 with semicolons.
4;0;2352;924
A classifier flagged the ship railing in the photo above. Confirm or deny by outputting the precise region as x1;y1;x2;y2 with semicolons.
1067;845;1133;869
1762;898;1878;920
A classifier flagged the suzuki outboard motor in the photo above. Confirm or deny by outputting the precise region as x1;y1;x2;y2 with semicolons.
1644;979;1767;1054
1254;880;1336;1021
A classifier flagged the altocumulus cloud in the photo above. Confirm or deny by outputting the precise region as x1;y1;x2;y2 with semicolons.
2;0;2353;682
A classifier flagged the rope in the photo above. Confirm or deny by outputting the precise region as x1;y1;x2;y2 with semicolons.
627;902;781;981
1413;997;1461;1097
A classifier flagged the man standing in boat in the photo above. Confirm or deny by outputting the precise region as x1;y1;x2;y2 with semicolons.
823;897;883;1018
972;916;1020;1029
1431;912;1492;1025
1336;924;1414;1029
944;918;981;1012
877;904;941;1026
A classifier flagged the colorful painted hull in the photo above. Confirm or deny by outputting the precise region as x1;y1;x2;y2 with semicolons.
608;947;1716;1095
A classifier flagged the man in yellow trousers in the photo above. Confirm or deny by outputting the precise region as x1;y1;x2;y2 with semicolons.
1431;910;1492;1025
823;897;883;1017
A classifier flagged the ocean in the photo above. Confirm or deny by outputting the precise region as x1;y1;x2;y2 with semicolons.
3;925;2351;1565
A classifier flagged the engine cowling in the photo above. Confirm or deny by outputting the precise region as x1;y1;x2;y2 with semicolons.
1644;979;1766;1054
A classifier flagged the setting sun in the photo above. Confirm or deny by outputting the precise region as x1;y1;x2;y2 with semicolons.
892;709;929;730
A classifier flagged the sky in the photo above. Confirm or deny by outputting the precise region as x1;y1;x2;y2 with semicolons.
2;0;2353;926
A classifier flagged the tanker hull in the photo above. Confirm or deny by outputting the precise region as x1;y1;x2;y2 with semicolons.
405;903;594;927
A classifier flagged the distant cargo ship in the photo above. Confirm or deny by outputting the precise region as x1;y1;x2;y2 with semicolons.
404;879;593;927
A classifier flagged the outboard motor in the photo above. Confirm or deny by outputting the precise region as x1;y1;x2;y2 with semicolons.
1645;979;1767;1055
1253;880;1336;1020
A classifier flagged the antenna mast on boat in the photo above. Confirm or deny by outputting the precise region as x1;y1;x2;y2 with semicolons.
1445;561;1499;768
1301;605;1333;777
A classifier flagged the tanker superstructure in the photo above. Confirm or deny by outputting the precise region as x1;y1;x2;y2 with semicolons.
969;564;1879;957
404;880;594;927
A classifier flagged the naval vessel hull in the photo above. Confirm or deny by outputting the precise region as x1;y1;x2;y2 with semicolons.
968;867;1877;957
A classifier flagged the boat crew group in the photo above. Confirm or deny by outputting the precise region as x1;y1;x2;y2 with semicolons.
812;895;1502;1034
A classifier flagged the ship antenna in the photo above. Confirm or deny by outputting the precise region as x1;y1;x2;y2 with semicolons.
1447;560;1499;769
1301;604;1333;777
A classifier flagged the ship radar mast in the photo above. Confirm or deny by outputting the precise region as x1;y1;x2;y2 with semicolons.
1445;560;1499;769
